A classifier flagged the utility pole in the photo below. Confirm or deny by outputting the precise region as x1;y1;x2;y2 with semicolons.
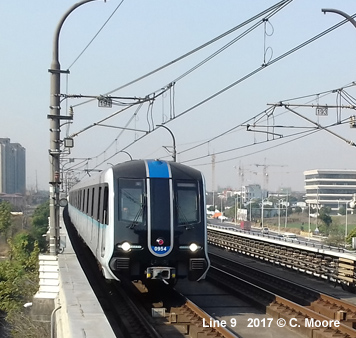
48;0;99;255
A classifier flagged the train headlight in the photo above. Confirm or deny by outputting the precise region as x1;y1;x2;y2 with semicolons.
189;243;198;252
117;242;142;251
121;242;131;252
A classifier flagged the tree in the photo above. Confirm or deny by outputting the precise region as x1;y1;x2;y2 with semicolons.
323;222;344;247
347;227;356;245
30;201;49;252
338;206;346;215
249;201;261;220
31;201;49;232
318;207;332;235
224;207;235;219
295;206;302;214
0;233;44;338
0;202;11;236
226;196;236;208
0;233;39;313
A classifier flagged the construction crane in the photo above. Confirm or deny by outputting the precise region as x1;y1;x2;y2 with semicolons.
233;162;244;188
253;160;287;192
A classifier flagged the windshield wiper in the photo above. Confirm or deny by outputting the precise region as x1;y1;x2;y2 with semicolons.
127;196;146;229
127;208;143;229
177;204;194;230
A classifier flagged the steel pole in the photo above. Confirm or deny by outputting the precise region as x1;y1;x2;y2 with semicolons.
284;193;288;228
308;203;311;240
346;201;348;247
48;0;99;255
322;8;356;29
278;201;281;234
157;125;176;162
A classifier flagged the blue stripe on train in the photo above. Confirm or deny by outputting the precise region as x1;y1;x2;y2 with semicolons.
146;160;170;178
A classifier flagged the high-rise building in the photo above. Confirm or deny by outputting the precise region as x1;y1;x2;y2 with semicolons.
0;138;26;194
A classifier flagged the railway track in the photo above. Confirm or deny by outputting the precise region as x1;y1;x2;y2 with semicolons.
130;279;238;338
67;215;236;338
208;251;356;338
210;251;320;305
208;225;356;292
66;216;161;338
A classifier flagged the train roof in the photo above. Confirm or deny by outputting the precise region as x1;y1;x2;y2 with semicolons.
112;159;202;180
69;160;203;192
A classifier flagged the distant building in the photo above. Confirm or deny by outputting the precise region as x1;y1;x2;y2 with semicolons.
304;169;356;213
0;138;26;194
241;184;264;202
0;193;25;209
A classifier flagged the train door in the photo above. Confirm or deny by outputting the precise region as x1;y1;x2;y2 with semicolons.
90;187;94;244
99;186;109;258
95;186;102;256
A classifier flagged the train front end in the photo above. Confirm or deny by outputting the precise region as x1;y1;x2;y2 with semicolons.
109;159;210;282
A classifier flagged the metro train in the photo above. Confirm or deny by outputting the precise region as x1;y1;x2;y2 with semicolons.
65;159;210;283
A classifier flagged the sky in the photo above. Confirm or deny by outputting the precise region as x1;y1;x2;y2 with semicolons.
1;0;356;193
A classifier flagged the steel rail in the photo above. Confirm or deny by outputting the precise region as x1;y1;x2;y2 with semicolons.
209;266;356;338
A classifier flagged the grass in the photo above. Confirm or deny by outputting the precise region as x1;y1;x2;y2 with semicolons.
260;212;356;235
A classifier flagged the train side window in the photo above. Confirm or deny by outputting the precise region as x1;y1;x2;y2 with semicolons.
103;186;109;225
90;187;95;217
118;179;144;223
82;189;85;212
97;187;102;222
176;181;199;226
86;188;90;214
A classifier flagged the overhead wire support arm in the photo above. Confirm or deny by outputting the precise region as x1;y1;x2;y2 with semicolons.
69;104;134;138
95;123;148;134
246;124;283;138
267;103;356;110
57;93;148;102
58;93;149;108
276;104;356;147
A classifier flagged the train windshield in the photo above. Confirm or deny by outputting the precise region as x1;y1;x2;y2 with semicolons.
176;181;199;226
149;178;171;231
118;179;145;224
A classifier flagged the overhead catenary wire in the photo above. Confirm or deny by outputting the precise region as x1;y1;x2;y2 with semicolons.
71;0;293;108
175;84;355;158
177;108;274;155
170;0;288;85
162;12;356;127
181;128;319;164
69;86;170;138
67;0;125;70
79;78;355;174
69;7;356;174
84;80;356;173
178;89;356;166
185;117;351;167
67;1;294;162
